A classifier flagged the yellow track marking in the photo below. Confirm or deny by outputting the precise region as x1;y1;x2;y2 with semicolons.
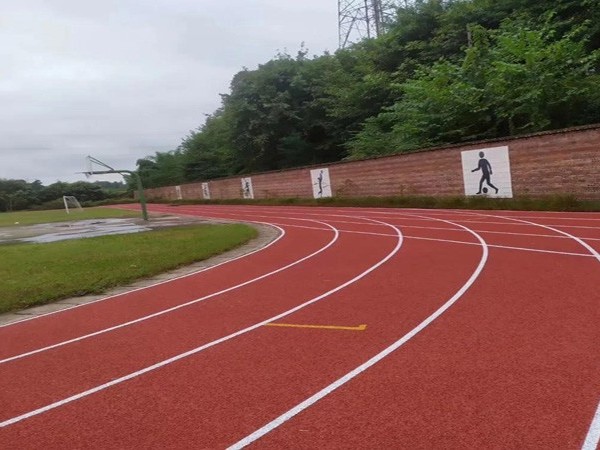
265;323;367;331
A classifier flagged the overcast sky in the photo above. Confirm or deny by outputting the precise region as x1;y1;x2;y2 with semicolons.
1;0;338;185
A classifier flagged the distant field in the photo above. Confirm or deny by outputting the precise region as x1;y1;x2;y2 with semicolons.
0;223;257;314
0;207;139;227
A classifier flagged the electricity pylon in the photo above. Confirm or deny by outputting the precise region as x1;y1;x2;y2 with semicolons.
338;0;398;48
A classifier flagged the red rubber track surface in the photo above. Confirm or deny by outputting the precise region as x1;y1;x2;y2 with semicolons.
1;205;598;449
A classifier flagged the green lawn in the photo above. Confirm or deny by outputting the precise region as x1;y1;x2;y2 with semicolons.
0;224;257;314
0;207;140;227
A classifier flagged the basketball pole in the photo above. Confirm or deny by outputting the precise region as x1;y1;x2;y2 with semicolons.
83;156;149;222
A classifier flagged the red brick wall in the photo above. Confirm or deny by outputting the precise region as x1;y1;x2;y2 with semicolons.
144;125;600;201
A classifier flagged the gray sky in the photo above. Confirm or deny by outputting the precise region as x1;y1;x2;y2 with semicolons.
1;0;338;185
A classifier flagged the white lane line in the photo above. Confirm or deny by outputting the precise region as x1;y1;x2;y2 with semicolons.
471;213;600;263
448;219;600;230
409;236;592;257
187;218;593;258
0;218;404;428
398;225;600;241
345;211;600;229
0;221;285;330
202;205;600;226
408;210;600;221
227;205;600;256
503;215;600;222
387;210;600;222
228;214;488;449
468;212;600;450
187;207;600;242
136;206;600;259
358;210;600;229
0;220;337;364
582;400;600;450
342;221;600;241
301;206;600;222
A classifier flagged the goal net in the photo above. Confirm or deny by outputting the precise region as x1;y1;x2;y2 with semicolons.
63;196;83;214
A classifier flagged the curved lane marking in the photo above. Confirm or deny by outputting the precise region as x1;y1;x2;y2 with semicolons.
471;212;600;263
0;221;285;330
0;220;336;364
192;205;600;228
192;205;600;237
0;217;403;428
228;212;488;449
251;221;594;258
468;211;600;450
583;400;600;450
185;207;595;258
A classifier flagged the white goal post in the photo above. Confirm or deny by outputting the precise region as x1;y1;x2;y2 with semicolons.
63;196;83;214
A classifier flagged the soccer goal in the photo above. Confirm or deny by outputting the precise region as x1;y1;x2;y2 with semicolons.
63;196;83;214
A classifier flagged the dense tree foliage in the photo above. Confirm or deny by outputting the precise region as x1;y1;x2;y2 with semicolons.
0;179;126;212
349;19;600;157
134;0;600;188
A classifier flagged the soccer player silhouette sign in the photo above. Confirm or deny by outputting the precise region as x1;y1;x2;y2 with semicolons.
471;151;499;194
461;146;513;198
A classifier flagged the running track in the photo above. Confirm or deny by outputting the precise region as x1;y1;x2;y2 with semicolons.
1;205;599;449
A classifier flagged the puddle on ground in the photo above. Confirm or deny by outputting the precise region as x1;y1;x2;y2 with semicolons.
0;219;152;244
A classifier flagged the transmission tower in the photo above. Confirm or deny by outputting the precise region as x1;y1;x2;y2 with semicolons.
338;0;398;48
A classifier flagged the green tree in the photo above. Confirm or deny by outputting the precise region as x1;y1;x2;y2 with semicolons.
222;49;346;173
136;150;185;189
132;0;600;182
348;18;600;158
180;110;235;181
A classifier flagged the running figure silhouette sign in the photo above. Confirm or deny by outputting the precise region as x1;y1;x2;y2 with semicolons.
241;177;254;199
201;182;210;200
310;168;332;198
461;146;513;198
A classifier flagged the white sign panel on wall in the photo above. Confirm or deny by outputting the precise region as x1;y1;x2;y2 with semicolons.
461;146;513;198
310;168;332;198
241;177;254;199
175;185;182;200
201;182;210;200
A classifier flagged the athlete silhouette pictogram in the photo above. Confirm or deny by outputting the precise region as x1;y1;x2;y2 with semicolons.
317;170;323;197
471;152;499;194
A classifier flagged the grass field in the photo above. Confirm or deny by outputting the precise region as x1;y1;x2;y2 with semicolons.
0;208;140;227
0;223;257;314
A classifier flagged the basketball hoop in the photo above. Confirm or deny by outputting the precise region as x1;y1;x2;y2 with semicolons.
85;156;94;178
81;155;149;221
